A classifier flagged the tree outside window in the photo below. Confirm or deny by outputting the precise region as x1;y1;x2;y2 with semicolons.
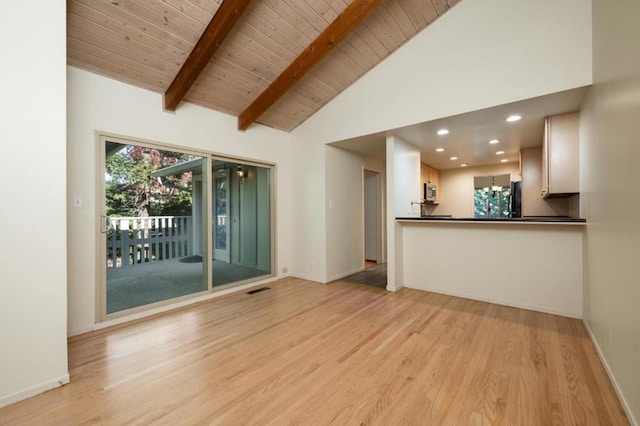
474;187;511;218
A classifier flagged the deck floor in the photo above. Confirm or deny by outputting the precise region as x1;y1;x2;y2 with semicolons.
107;258;269;313
0;278;629;425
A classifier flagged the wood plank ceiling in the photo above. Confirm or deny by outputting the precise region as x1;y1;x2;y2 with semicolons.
67;0;460;132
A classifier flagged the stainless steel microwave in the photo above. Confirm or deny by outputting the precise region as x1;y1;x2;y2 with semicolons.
424;183;437;202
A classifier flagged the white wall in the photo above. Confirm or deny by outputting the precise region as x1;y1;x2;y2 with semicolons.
67;67;292;335
401;222;584;318
390;137;421;217
433;164;520;217
0;1;69;408
289;0;592;281
592;0;640;84
385;136;421;291
580;1;640;422
290;140;326;282
325;146;385;281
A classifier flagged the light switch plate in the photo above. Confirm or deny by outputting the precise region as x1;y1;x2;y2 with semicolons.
73;196;83;209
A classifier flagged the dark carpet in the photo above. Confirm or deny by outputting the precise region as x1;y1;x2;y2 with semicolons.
341;263;387;289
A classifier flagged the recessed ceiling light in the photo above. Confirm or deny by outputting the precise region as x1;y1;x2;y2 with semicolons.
437;129;449;135
460;163;468;167
488;139;500;144
506;115;521;122
436;148;445;152
500;159;509;163
450;156;458;160
496;151;505;155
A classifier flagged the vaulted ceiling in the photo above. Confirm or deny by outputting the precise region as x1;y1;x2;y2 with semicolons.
67;0;459;132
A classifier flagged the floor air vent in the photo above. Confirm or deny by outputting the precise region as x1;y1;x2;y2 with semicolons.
246;287;271;295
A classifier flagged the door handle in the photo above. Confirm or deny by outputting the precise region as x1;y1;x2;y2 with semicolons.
100;216;111;233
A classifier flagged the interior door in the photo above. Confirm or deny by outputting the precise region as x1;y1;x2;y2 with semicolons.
213;171;230;262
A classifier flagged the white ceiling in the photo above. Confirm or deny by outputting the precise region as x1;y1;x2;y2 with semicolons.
331;86;590;170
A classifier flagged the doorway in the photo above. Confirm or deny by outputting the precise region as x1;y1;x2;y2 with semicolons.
337;169;386;290
364;170;381;265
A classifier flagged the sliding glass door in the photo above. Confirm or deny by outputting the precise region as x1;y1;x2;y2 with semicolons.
99;137;274;319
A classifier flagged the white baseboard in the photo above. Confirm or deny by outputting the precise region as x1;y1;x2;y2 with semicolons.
68;325;95;337
0;373;70;409
326;267;364;283
583;319;637;426
290;272;326;284
403;284;582;319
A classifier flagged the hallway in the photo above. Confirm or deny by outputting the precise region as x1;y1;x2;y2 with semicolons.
341;263;387;289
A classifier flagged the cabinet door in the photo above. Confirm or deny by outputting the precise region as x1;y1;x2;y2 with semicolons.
420;164;441;203
548;113;579;194
431;168;440;203
420;164;429;197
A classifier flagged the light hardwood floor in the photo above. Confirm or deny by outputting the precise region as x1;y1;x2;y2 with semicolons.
0;278;629;425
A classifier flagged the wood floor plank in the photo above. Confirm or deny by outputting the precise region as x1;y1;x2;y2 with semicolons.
0;278;629;425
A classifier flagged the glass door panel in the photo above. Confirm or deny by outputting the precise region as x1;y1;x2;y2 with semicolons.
213;172;230;263
211;160;272;288
102;140;208;315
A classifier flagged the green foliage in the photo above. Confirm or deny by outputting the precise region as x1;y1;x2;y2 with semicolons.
474;188;511;218
105;144;196;217
148;189;193;216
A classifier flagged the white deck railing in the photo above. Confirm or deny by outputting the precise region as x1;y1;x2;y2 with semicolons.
107;216;193;268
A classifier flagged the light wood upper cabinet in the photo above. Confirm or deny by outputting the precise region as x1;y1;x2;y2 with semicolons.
420;163;441;203
430;167;440;203
541;112;579;198
420;163;429;200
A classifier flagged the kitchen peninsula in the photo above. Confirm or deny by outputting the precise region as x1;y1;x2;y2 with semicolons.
385;110;585;319
398;216;585;223
394;216;585;318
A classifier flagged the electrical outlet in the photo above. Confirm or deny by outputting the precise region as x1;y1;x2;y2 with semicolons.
282;267;288;273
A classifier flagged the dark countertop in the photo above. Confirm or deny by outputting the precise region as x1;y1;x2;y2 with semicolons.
396;216;586;223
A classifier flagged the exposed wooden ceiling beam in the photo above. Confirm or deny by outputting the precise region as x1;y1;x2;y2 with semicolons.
164;0;253;112
238;0;383;131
